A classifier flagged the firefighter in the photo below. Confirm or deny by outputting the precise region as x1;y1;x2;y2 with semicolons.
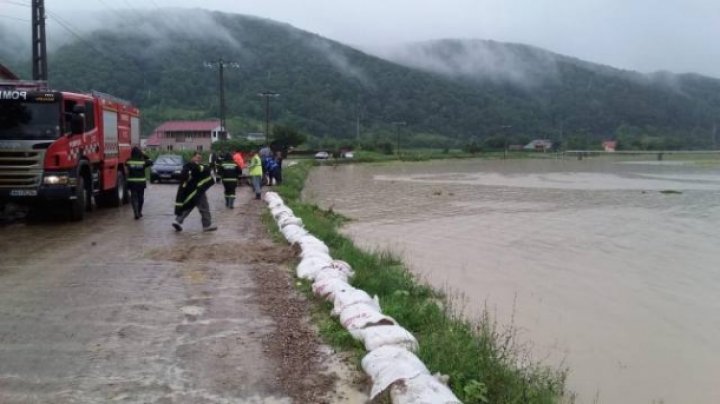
172;151;217;232
126;146;153;220
218;152;240;208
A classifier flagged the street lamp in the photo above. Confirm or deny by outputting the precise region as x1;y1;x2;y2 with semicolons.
392;121;406;157
258;91;279;145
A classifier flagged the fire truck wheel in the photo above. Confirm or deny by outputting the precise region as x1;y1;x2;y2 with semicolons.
103;170;126;207
69;176;87;221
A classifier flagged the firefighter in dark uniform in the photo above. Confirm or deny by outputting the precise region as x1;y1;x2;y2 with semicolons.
173;151;216;232
127;146;153;219
218;152;240;208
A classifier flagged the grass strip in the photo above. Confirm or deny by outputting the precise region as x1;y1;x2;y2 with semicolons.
265;161;570;403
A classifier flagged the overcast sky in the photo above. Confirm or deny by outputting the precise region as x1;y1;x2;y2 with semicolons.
2;0;719;78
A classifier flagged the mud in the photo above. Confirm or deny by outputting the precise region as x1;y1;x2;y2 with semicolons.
0;182;368;403
148;241;296;264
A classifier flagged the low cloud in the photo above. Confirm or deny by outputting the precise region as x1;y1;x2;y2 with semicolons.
368;39;562;87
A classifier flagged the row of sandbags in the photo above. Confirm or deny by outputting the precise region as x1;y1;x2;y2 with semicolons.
264;192;461;403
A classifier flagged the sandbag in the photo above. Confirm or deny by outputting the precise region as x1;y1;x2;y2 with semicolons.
298;235;330;254
349;325;418;352
280;225;307;244
267;198;284;209
328;259;352;276
339;303;395;330
278;215;303;228
300;248;332;261
263;191;281;202
331;287;379;316
390;374;461;404
315;266;350;284
297;256;332;280
271;206;294;220
312;278;352;301
361;345;429;399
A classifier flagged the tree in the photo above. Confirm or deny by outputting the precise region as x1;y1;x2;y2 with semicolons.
271;125;307;151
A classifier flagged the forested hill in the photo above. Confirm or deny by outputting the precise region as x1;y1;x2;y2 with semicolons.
2;9;720;149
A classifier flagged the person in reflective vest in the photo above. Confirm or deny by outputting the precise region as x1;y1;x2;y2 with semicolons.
126;146;153;220
172;151;217;232
248;149;263;200
218;152;240;209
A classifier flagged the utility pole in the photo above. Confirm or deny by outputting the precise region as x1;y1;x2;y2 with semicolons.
355;96;362;144
31;0;48;81
204;59;239;141
392;121;406;157
258;91;279;145
500;125;512;159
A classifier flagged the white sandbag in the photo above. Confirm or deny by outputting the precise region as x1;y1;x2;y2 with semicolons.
299;248;331;261
390;374;461;404
267;198;284;209
271;206;294;220
263;191;281;202
331;287;379;316
278;215;303;228
339;303;395;330
328;259;352;276
312;278;352;301
280;225;308;244
297;256;333;280
349;325;418;352
273;209;292;223
361;346;430;399
298;235;330;254
315;266;350;284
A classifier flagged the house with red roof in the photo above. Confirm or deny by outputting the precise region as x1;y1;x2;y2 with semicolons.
602;140;617;152
147;120;226;151
0;63;19;80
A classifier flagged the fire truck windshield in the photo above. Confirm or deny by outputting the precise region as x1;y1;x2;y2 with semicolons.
0;101;61;140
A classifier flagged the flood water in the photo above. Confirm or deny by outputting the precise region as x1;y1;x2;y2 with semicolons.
302;157;720;404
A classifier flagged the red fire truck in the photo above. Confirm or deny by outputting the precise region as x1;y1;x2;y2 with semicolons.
0;80;140;220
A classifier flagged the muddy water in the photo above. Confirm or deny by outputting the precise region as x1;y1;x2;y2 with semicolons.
303;158;720;404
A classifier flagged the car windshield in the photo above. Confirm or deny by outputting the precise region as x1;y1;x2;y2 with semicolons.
156;156;183;165
0;101;62;140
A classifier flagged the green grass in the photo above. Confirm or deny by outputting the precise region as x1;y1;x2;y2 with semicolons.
266;161;570;403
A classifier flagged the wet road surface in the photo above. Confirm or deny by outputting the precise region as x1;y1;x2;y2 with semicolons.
0;182;359;403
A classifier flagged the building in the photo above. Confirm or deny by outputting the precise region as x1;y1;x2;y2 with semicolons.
0;63;19;80
602;140;617;152
524;139;553;152
246;132;266;142
149;120;225;152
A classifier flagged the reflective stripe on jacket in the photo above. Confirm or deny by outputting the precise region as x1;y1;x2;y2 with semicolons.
220;163;239;182
127;159;150;185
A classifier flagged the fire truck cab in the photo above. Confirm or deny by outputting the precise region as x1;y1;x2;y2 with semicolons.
0;80;140;220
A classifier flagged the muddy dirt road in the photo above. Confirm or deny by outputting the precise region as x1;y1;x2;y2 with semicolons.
0;183;365;403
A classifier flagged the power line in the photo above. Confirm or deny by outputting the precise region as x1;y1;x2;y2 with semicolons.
0;0;31;7
44;11;108;58
0;14;29;22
